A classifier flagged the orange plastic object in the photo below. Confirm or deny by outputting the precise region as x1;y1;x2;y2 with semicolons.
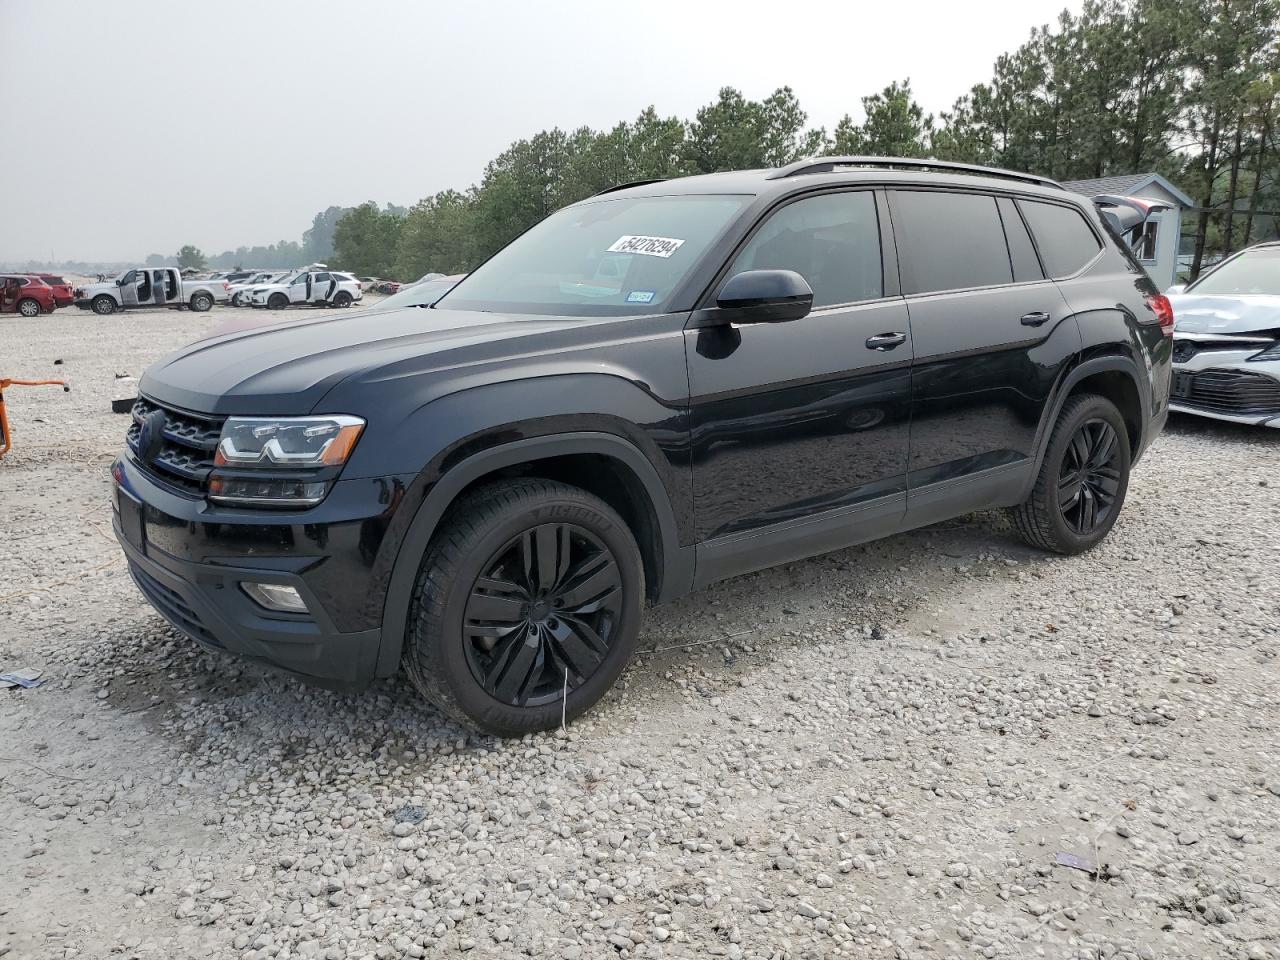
0;378;70;460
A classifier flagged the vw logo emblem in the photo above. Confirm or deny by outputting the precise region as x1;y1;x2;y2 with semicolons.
138;409;167;462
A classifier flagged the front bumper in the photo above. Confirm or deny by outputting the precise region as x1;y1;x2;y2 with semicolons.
111;454;418;689
1170;347;1280;427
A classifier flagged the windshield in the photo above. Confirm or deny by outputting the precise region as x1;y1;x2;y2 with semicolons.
376;276;461;310
436;194;750;316
1189;247;1280;296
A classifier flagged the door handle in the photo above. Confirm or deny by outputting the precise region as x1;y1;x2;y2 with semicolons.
1021;311;1051;327
865;332;907;351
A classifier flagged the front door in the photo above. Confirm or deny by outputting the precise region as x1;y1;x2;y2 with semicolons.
685;189;912;561
887;189;1075;518
119;270;141;307
288;272;311;304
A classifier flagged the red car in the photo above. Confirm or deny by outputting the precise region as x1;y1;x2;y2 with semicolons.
26;273;75;307
0;275;57;316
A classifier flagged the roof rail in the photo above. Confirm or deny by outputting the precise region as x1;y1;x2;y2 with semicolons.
592;178;668;197
765;156;1061;189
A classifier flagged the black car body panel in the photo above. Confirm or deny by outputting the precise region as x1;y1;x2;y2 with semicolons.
114;160;1169;689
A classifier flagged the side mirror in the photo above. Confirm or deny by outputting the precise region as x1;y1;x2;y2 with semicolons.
1165;283;1186;295
698;269;814;326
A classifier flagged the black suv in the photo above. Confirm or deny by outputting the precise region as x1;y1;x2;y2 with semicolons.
112;157;1172;735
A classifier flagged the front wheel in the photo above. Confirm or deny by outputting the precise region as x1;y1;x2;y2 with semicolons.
190;292;213;312
17;298;41;317
91;295;116;315
267;293;288;310
1010;393;1131;554
404;478;644;736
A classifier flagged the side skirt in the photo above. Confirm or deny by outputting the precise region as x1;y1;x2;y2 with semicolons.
692;461;1033;591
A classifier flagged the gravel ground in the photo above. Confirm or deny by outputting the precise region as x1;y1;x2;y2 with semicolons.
2;304;1278;960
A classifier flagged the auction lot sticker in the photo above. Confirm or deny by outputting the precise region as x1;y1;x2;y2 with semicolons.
607;235;685;258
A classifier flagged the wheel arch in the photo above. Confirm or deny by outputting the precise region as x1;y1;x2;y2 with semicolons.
375;431;693;678
1017;354;1149;503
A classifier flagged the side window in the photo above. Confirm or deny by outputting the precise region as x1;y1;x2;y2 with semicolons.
291;273;308;285
997;197;1044;283
892;191;1012;294
1018;200;1102;278
314;272;330;282
727;191;882;308
121;270;137;284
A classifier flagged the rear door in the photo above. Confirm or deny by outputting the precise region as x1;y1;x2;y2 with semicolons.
312;272;334;302
888;188;1076;521
685;188;912;554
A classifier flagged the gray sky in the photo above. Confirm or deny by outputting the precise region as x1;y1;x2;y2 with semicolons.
1;0;1079;263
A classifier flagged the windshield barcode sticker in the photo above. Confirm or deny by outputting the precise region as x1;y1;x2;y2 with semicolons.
607;235;685;258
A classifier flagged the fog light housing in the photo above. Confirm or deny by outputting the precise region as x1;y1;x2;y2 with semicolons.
242;582;308;613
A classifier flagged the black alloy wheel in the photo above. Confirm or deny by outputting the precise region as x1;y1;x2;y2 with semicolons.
1010;393;1131;555
1057;418;1121;535
463;522;623;707
403;477;644;735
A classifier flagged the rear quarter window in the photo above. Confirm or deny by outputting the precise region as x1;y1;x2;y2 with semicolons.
891;190;1013;295
1018;200;1102;278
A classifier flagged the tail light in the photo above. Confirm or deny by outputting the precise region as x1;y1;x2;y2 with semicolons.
223;282;230;291
1145;294;1174;336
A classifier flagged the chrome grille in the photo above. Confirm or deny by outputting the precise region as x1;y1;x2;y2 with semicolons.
125;397;223;496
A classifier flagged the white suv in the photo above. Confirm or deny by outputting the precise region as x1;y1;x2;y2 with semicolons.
249;270;363;309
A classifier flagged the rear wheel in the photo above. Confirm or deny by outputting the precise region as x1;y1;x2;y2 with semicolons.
91;295;116;315
404;478;644;736
267;293;288;310
1010;393;1131;554
332;291;353;308
17;298;40;317
190;292;213;312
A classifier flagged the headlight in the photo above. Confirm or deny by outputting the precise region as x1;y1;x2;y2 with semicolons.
1249;340;1280;362
208;415;364;507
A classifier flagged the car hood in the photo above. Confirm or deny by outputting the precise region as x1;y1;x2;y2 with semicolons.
1169;293;1280;335
139;305;588;415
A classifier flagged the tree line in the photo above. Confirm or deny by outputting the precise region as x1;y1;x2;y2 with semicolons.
176;0;1279;283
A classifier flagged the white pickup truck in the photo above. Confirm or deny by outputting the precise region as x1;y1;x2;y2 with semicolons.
76;268;231;315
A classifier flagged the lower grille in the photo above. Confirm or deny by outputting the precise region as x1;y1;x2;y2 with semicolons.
1178;369;1280;417
129;563;220;647
126;397;223;496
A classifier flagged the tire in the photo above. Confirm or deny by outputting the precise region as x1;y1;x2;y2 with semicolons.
267;293;288;310
231;292;244;307
17;298;40;317
332;291;352;308
404;478;644;736
1010;393;1131;555
190;292;213;312
91;295;116;315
